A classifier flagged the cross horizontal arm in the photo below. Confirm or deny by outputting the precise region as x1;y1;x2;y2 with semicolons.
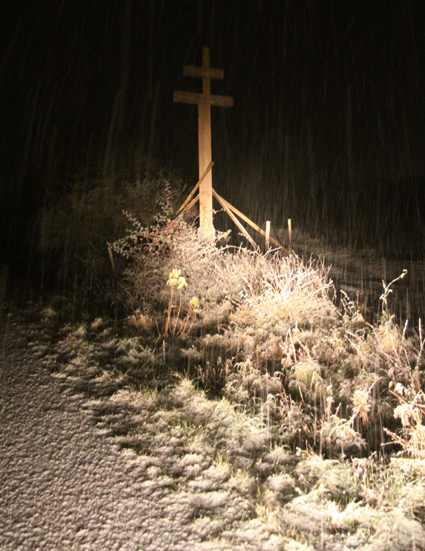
183;65;224;80
174;90;234;107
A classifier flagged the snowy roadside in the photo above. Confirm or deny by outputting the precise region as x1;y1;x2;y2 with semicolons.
2;311;425;551
0;316;280;551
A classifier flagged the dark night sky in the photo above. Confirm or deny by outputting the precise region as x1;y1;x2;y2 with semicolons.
2;0;425;260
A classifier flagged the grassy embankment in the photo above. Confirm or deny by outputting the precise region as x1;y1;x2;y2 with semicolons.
31;212;425;550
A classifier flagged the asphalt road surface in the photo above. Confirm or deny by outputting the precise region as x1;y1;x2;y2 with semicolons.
0;317;274;551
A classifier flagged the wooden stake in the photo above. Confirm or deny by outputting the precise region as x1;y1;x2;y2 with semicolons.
174;46;233;241
265;221;270;250
107;246;116;278
288;218;292;252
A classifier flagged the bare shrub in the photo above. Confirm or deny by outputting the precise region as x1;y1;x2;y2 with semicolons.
36;159;186;311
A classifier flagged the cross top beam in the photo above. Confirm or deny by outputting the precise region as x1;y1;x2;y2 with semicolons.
174;46;233;240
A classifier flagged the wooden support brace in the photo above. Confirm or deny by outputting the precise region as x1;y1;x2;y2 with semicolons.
212;190;258;249
215;193;289;253
178;195;199;218
175;162;214;216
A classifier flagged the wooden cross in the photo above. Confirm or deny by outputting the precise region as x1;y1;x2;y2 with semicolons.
174;46;233;241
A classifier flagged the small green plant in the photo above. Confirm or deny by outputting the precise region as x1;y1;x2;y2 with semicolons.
163;269;200;339
164;269;187;337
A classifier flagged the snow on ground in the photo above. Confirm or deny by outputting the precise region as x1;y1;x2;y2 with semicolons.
2;312;425;551
0;317;279;551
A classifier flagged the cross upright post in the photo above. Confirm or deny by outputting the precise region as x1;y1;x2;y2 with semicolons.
174;46;233;241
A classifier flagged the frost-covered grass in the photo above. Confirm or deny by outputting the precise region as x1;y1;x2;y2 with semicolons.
23;221;425;550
